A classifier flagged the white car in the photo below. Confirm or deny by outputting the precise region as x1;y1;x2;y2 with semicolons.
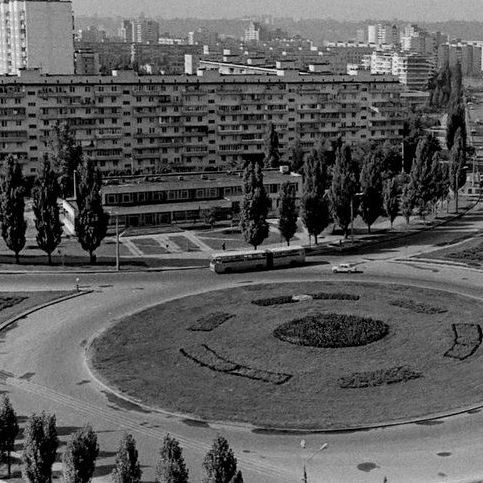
332;263;359;273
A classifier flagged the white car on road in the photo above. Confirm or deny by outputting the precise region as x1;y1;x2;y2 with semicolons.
332;263;360;273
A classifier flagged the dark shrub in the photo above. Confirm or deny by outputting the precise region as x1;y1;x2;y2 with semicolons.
188;312;234;331
252;296;295;306
339;366;422;388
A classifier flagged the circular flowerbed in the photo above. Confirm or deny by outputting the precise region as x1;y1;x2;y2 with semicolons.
273;313;389;348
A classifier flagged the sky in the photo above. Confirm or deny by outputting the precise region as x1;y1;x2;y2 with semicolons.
71;0;483;21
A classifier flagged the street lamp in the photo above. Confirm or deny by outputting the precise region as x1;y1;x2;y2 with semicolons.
300;440;328;482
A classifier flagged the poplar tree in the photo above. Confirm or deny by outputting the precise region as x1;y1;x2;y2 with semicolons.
278;181;298;246
62;425;99;483
359;152;384;233
32;156;63;264
155;434;189;483
50;122;83;199
0;395;19;478
328;145;359;237
239;161;270;250
300;150;330;245
111;433;142;483
22;412;59;483
265;124;280;168
288;137;304;173
383;177;400;229
76;158;109;264
0;156;27;263
203;435;237;483
449;127;466;213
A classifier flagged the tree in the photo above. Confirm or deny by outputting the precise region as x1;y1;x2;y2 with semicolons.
446;63;466;151
22;412;59;483
229;471;243;483
0;156;27;263
427;62;452;109
278;181;298;246
328;145;359;237
239;161;270;250
288;137;305;173
449;127;467;213
203;435;237;483
75;158;109;264
155;434;189;483
400;181;415;224
359;152;384;233
62;425;99;483
300;151;330;245
0;395;19;478
203;207;219;230
265;124;280;168
383;177;399;229
32;156;63;264
50;122;83;199
111;433;142;483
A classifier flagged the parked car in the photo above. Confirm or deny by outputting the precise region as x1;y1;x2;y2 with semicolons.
332;263;360;273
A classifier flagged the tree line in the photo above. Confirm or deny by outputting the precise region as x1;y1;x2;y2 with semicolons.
0;123;108;264
242;97;468;250
0;395;243;483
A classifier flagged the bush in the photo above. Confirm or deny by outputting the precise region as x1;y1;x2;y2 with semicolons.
251;296;296;306
274;313;389;348
390;299;447;314
0;296;26;311
180;344;292;385
188;312;234;332
310;292;360;301
339;366;422;388
445;323;482;360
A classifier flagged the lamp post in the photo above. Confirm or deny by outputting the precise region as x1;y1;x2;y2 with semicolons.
300;440;328;482
115;214;120;272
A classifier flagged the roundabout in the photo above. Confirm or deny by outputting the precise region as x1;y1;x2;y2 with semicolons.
88;281;483;430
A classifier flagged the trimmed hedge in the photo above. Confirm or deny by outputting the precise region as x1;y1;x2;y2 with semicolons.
188;312;234;332
274;313;389;348
339;366;422;389
180;344;292;385
445;323;482;360
390;299;447;314
0;296;26;311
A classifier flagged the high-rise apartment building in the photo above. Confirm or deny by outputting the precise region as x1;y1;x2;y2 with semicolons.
0;0;74;75
0;70;403;176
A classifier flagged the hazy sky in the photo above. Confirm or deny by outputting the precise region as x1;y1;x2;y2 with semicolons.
71;0;483;21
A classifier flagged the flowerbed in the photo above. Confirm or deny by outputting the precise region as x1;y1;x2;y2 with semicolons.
338;366;422;389
188;312;234;332
251;296;296;306
445;323;482;360
390;299;447;314
180;344;292;385
310;292;360;301
0;296;26;311
252;292;359;306
274;313;389;348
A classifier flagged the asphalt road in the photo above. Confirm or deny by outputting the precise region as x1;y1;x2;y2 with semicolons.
0;205;482;483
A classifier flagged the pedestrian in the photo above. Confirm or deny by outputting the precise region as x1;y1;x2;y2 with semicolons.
222;242;226;251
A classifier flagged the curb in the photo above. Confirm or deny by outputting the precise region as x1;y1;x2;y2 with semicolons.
0;290;93;334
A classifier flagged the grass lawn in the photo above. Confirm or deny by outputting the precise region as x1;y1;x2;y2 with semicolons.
89;281;483;429
131;238;169;255
417;236;483;267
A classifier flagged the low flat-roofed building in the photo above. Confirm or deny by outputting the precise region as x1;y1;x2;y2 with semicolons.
98;169;303;229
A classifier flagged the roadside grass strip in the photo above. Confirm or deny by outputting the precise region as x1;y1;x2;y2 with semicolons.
390;299;448;314
338;366;422;389
445;324;483;360
180;344;292;385
188;312;235;332
0;296;27;311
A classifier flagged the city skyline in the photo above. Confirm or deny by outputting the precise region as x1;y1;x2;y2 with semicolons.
72;0;483;21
